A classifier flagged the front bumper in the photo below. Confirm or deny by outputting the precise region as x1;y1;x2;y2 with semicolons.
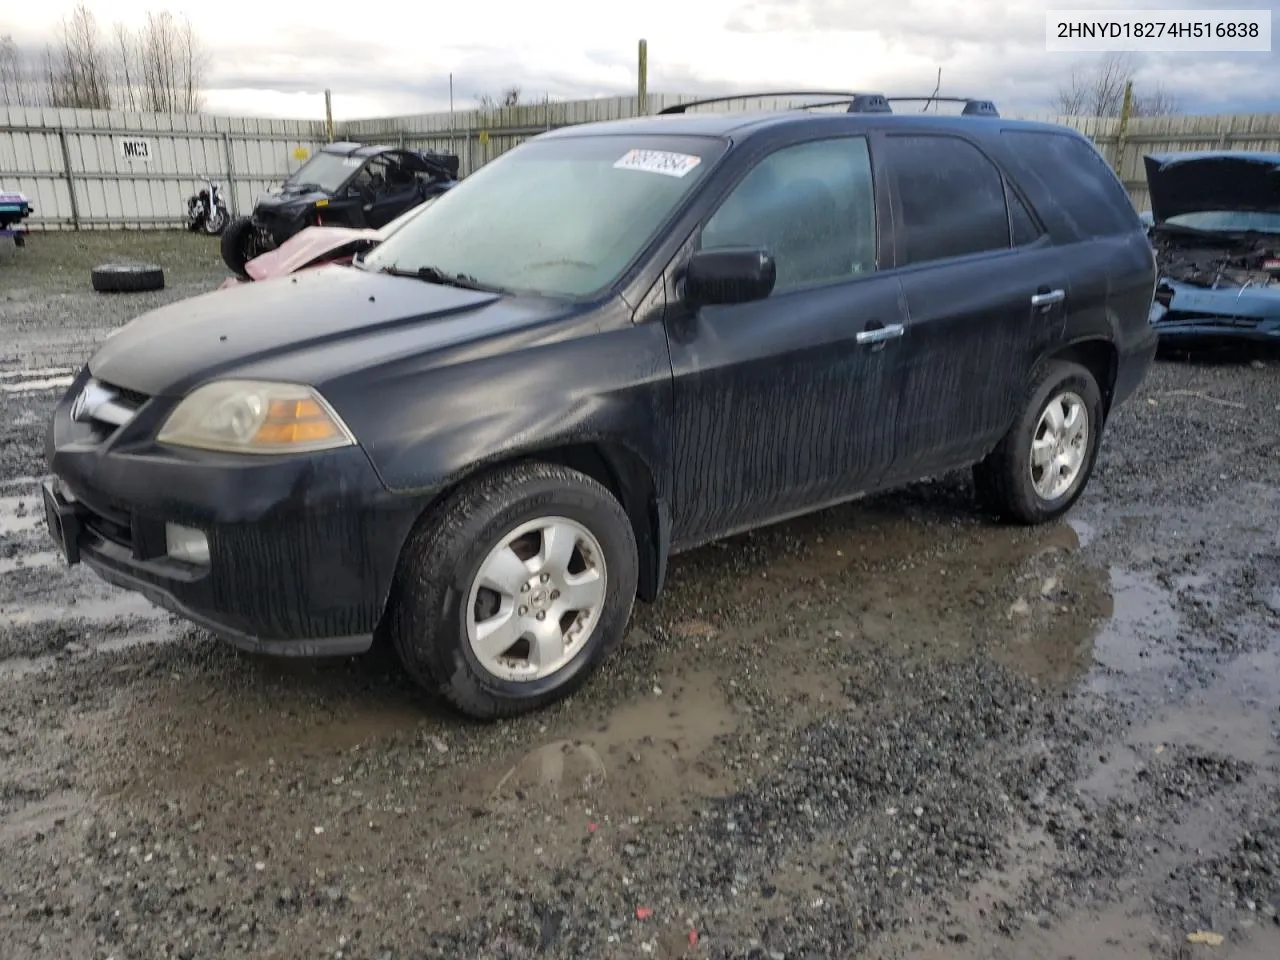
43;371;426;656
1150;280;1280;343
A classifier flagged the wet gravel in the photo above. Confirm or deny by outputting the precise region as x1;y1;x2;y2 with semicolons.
2;232;1280;959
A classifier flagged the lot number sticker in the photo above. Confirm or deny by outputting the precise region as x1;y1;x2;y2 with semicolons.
614;149;701;177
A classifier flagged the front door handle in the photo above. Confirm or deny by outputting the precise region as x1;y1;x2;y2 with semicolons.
1031;288;1066;307
856;323;905;345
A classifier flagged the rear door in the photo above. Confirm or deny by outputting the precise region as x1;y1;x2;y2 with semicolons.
663;133;909;545
873;131;1069;483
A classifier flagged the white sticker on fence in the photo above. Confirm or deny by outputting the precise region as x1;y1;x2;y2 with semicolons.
118;138;153;163
613;149;702;177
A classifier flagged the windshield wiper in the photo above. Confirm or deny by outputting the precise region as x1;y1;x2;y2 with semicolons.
378;264;505;293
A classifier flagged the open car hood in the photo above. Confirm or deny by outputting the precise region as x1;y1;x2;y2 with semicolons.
1144;152;1280;223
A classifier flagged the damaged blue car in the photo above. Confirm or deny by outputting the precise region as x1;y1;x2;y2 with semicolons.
1144;151;1280;346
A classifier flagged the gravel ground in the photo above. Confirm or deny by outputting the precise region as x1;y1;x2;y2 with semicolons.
2;231;1279;960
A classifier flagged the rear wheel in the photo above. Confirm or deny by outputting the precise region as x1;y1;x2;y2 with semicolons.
388;462;639;720
220;216;259;278
973;360;1103;525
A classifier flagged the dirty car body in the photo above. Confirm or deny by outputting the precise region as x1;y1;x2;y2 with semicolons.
43;99;1158;718
1145;151;1280;344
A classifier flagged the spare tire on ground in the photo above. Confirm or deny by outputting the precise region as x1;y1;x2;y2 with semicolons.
91;262;165;293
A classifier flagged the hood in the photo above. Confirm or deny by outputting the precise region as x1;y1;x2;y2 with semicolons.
1144;152;1280;223
245;225;379;280
256;186;329;214
88;265;565;397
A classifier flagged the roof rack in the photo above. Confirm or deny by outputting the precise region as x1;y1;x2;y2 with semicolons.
657;92;998;118
886;96;1000;117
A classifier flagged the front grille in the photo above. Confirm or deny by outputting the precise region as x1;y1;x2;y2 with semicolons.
71;376;150;441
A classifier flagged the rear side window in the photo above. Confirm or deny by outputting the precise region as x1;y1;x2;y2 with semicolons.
880;134;1011;265
999;131;1137;238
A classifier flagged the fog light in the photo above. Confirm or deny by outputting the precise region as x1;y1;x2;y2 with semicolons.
165;523;210;565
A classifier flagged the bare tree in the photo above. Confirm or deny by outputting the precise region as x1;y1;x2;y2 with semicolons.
0;34;32;107
126;11;206;113
112;22;139;111
44;3;112;108
1053;52;1180;118
1132;82;1182;118
477;85;523;109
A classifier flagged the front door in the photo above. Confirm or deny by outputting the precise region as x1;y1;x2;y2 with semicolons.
663;134;909;546
873;132;1071;482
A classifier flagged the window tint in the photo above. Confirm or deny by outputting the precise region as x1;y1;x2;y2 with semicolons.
1007;182;1041;246
701;137;877;292
1000;131;1138;238
881;134;1011;265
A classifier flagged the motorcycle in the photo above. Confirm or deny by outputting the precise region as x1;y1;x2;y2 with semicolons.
186;176;229;236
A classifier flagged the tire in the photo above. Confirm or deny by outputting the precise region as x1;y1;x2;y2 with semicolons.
972;360;1104;525
388;462;639;720
220;215;258;279
204;205;229;236
90;262;164;293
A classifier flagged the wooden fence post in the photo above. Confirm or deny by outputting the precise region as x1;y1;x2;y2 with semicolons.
637;39;648;116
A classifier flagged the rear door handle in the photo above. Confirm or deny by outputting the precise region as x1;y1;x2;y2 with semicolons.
856;323;905;345
1031;289;1066;307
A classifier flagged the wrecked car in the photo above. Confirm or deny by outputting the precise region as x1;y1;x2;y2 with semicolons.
220;142;459;278
1145;151;1280;345
217;195;444;289
42;93;1157;720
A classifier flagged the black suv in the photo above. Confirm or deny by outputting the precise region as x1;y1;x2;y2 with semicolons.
42;93;1158;719
220;141;459;278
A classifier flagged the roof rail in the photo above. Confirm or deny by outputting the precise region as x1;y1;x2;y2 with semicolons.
887;96;1000;117
657;92;999;118
658;91;888;115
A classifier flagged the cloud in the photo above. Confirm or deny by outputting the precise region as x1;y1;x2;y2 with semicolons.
7;0;1279;119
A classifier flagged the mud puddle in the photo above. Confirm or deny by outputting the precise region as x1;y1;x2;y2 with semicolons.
0;623;174;680
487;669;739;816
0;494;44;536
0;590;161;626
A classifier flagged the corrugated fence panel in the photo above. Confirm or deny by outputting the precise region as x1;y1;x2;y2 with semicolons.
5;97;1280;227
0;104;328;229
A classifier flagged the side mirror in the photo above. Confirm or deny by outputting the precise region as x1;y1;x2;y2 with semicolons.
683;248;776;308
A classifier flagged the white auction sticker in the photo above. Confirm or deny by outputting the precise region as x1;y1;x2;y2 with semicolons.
613;149;702;177
1046;9;1271;52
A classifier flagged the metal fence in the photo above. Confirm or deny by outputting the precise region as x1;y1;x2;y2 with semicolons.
0;105;328;229
4;97;1280;230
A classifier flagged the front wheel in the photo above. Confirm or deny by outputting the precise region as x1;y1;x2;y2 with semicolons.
219;215;259;278
973;360;1104;525
388;462;639;720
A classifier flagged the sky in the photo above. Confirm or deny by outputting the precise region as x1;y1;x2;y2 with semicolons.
5;0;1279;121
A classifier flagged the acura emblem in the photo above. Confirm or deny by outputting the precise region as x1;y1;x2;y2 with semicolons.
70;380;113;423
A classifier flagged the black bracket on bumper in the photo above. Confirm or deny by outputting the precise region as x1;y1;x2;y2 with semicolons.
42;480;81;565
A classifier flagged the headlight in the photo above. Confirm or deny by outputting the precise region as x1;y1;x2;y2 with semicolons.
156;380;356;454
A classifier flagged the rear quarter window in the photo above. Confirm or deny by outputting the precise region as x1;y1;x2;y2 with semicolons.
999;130;1139;240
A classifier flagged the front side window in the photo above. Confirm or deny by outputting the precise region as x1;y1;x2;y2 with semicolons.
881;134;1012;265
363;135;726;298
700;136;878;292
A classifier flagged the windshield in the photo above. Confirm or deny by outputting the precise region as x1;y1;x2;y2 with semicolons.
286;151;363;192
362;134;726;298
1164;210;1280;234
